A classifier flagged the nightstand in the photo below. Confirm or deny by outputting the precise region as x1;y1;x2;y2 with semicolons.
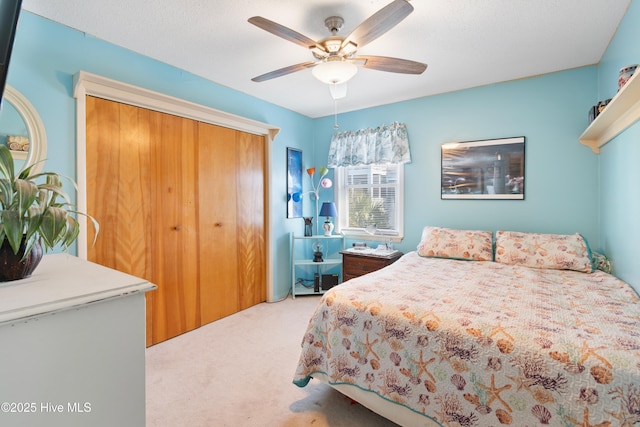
341;248;403;281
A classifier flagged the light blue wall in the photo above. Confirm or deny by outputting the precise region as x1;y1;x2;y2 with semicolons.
313;67;600;254
597;0;640;289
8;12;313;301
7;6;637;300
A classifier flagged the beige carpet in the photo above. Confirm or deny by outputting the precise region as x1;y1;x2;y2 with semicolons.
145;295;399;426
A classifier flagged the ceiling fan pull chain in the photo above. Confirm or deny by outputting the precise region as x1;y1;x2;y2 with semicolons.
334;99;339;129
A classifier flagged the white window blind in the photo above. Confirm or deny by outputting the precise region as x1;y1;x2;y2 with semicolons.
335;163;403;237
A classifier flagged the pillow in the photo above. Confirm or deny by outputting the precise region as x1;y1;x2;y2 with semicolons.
417;226;493;261
495;231;593;273
592;251;612;274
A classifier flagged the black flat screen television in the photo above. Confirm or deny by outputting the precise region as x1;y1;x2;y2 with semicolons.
0;0;23;108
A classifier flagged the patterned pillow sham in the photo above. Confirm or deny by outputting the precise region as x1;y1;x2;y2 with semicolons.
495;230;593;273
417;226;493;261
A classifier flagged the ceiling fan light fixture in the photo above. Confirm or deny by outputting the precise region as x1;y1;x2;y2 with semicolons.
312;60;358;85
329;83;347;100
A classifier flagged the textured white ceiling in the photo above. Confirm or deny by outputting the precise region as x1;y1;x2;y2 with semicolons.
22;0;631;118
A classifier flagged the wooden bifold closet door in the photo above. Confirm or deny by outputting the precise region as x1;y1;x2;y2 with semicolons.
85;96;266;346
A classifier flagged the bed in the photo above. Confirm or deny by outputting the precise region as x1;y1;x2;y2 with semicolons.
293;227;640;426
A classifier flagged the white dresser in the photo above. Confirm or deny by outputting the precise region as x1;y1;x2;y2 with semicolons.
0;254;156;427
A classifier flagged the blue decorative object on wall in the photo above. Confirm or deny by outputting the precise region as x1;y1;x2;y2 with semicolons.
287;147;302;218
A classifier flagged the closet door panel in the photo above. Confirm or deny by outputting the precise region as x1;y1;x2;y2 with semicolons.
236;132;266;310
86;97;200;346
148;111;200;343
86;97;152;277
86;97;156;345
198;122;239;324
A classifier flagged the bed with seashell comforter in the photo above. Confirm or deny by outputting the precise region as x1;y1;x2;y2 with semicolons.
293;228;640;426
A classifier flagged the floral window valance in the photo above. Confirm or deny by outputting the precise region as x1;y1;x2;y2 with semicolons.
327;121;411;167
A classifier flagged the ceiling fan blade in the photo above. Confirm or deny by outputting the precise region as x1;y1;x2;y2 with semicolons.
354;56;427;74
251;62;317;82
248;16;326;54
342;0;414;50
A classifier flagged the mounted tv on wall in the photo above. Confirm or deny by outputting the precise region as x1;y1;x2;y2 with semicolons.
0;0;23;108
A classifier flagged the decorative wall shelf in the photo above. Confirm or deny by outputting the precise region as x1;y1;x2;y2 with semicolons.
580;70;640;154
10;149;27;160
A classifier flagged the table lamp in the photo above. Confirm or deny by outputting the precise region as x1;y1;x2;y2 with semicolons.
319;202;337;236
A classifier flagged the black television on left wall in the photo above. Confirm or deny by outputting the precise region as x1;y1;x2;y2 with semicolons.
0;0;23;108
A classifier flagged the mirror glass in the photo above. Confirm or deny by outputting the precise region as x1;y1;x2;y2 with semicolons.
0;85;47;174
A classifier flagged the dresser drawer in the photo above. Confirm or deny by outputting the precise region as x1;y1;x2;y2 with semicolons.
343;255;385;275
341;250;402;281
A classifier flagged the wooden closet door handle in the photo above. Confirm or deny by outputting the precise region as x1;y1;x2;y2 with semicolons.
214;222;222;227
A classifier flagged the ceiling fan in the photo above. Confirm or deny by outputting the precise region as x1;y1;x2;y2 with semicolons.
248;0;427;90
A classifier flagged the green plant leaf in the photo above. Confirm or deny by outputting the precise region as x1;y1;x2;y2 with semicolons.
14;179;38;215
37;182;72;206
25;206;43;241
0;146;15;180
31;171;78;194
40;207;68;250
20;234;41;261
17;159;44;180
68;210;100;247
60;216;80;249
1;209;24;254
0;178;13;208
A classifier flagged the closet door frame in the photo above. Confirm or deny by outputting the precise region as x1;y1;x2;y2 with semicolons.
73;71;279;301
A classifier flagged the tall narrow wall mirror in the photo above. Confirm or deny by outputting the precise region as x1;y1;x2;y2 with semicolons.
0;85;47;174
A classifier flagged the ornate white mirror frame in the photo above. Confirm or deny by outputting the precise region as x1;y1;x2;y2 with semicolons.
2;85;48;173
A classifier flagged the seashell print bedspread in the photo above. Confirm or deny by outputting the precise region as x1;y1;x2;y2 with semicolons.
293;251;640;426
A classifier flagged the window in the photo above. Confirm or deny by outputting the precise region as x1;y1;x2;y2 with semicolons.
334;163;404;240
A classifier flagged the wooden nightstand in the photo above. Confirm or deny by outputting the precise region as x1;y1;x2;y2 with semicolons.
341;248;403;281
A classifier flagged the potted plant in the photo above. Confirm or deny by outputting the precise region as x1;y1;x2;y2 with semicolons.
0;145;99;281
